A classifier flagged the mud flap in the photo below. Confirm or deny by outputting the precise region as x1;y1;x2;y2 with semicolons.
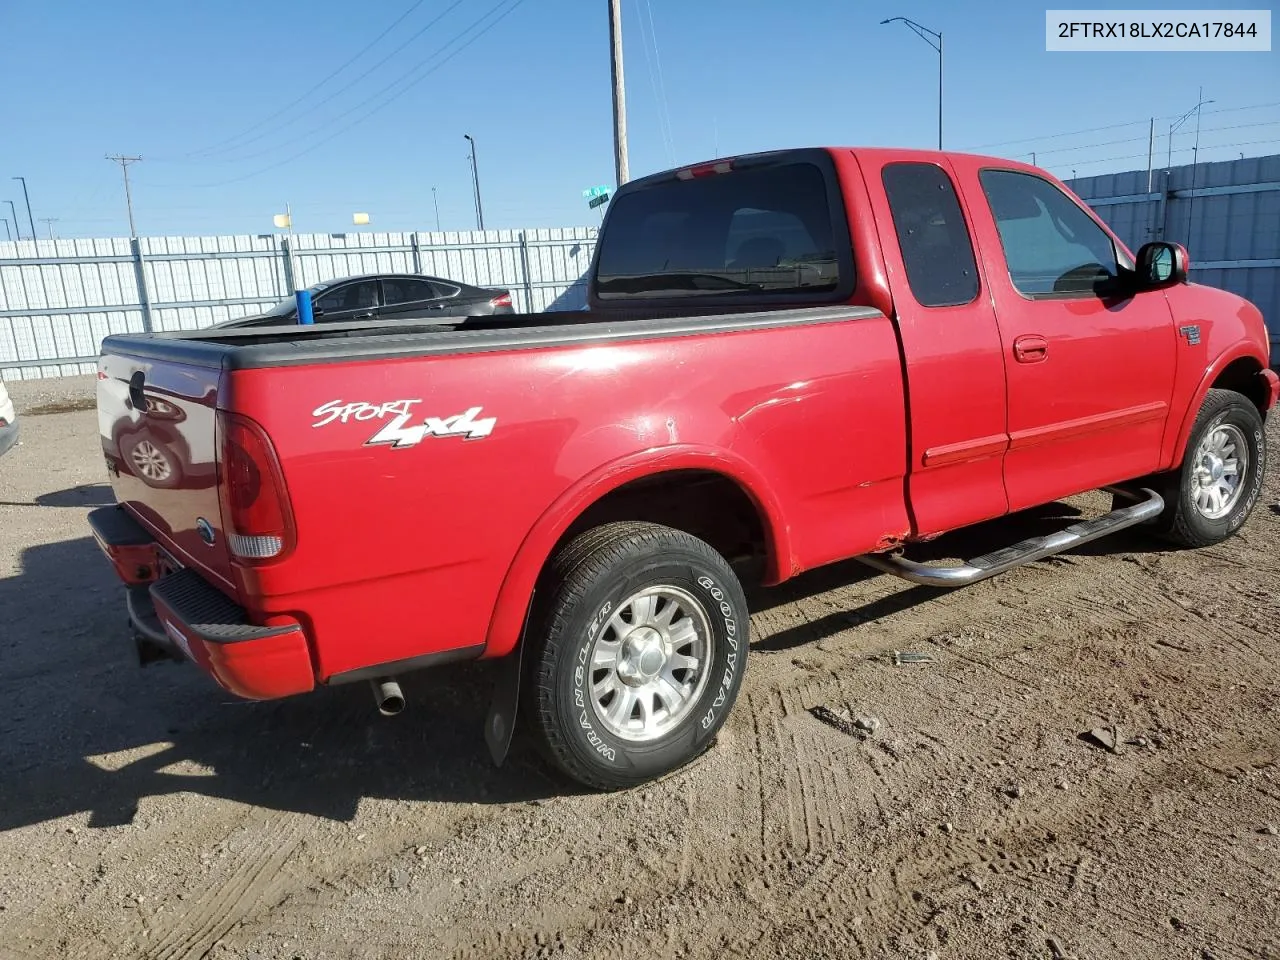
484;591;533;767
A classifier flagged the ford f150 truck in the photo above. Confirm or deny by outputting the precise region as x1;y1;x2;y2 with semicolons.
89;147;1278;790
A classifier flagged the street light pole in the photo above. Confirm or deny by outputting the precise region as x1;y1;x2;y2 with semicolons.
39;218;58;240
463;134;485;232
11;177;35;242
1186;86;1214;242
881;17;943;149
1;217;10;241
432;186;441;232
3;202;19;241
1166;92;1212;169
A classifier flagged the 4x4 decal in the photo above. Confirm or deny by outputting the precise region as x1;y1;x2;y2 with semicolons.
310;398;496;447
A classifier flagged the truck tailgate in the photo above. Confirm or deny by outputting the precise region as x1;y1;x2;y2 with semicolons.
97;350;235;591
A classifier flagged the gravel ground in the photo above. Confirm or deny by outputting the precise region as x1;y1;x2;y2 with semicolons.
1;376;1278;959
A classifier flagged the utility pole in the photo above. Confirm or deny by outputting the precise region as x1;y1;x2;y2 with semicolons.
609;0;629;184
105;155;143;237
463;135;484;231
11;177;35;242
1145;117;1155;192
39;218;59;240
432;186;441;232
881;17;943;150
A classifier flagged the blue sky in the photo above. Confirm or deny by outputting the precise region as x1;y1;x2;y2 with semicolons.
0;0;1276;238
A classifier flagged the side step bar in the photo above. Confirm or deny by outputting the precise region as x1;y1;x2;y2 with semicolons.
858;487;1164;588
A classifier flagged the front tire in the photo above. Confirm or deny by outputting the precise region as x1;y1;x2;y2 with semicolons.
1162;388;1266;547
525;522;749;790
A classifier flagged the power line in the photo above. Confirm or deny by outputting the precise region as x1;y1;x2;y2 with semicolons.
189;0;468;161
159;0;528;189
184;0;512;169
1021;118;1280;160
962;100;1280;152
1051;137;1280;171
634;0;675;166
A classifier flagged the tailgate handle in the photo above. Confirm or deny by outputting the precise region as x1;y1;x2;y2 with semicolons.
128;371;148;411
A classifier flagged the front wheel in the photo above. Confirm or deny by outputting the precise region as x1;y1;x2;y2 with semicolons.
525;522;749;790
1162;388;1266;547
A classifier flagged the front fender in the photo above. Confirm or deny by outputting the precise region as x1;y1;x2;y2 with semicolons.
480;445;793;659
1164;339;1268;467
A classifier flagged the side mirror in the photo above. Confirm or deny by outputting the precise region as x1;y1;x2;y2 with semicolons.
1135;241;1188;289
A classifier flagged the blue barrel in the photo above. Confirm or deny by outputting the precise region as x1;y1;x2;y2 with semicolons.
296;289;314;325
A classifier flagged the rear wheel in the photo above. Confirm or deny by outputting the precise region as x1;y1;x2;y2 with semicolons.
1117;389;1265;548
524;522;749;790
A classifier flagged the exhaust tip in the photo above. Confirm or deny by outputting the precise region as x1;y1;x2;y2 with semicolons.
371;678;405;717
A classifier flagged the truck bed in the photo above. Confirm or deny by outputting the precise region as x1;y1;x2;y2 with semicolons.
98;302;906;683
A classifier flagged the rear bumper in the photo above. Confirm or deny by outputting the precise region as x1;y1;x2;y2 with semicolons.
87;505;315;700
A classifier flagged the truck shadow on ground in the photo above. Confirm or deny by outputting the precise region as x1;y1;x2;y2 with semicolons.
0;502;1157;829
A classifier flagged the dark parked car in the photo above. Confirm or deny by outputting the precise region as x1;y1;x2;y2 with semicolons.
212;273;515;329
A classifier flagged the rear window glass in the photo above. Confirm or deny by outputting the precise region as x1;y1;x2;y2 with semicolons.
594;160;850;300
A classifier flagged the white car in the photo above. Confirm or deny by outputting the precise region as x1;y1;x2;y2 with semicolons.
0;380;17;458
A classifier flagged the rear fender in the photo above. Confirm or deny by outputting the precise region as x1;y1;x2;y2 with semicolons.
480;445;792;659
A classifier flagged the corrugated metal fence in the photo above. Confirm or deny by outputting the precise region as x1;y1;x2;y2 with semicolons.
1068;152;1279;363
0;227;597;380
3;154;1277;380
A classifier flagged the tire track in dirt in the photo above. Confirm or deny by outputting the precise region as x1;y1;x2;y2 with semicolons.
132;818;302;960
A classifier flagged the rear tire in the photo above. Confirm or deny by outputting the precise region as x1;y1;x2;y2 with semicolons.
524;522;749;790
1117;389;1265;548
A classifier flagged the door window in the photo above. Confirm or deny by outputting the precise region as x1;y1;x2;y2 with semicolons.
316;280;378;313
979;170;1118;297
882;162;980;307
382;277;439;306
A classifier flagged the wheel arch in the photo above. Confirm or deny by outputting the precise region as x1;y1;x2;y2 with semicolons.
1165;343;1268;469
481;446;792;659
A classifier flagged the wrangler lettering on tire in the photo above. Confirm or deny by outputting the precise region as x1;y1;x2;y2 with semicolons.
524;521;749;790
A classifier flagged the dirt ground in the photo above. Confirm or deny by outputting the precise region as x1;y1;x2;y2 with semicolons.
1;375;1278;960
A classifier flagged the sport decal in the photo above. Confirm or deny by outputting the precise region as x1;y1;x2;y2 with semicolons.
310;399;496;447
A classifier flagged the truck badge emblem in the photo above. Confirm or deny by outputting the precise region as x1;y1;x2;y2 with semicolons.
1179;324;1201;346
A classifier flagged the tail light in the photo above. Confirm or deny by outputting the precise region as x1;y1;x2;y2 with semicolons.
217;411;295;562
489;292;512;309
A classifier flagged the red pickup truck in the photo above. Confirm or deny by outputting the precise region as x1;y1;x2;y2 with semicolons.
90;147;1278;790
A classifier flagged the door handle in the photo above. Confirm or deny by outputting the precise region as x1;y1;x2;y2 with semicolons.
1013;335;1049;363
352;310;375;320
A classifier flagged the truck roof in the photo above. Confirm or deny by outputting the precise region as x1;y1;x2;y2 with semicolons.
623;146;1047;190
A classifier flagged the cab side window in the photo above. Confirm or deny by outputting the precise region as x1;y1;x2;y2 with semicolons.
979;169;1118;297
882;162;980;307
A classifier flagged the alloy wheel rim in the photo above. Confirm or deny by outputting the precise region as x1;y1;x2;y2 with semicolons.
1190;423;1247;520
587;585;713;743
